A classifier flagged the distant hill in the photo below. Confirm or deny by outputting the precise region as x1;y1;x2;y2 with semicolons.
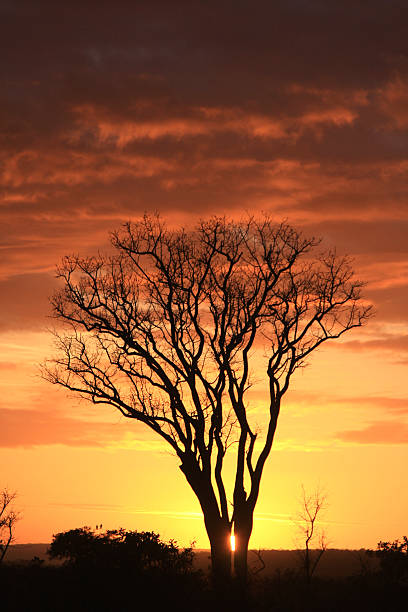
6;545;377;578
194;548;377;578
6;544;50;563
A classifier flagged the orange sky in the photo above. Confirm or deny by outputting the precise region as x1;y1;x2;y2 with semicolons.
1;0;408;549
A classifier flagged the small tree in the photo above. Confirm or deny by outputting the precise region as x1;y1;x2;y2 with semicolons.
43;214;371;588
0;489;19;564
295;486;328;583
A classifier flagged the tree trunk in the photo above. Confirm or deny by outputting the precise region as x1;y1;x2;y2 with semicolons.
180;456;254;594
233;531;250;582
179;458;232;589
234;510;253;585
207;519;232;590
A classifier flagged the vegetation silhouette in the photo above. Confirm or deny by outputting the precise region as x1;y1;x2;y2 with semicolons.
0;489;19;564
1;527;205;612
368;537;408;583
42;214;372;594
48;525;194;573
3;537;408;611
295;485;328;584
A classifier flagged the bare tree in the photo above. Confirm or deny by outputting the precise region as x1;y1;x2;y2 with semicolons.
0;489;19;563
295;485;328;583
250;548;266;576
42;214;371;588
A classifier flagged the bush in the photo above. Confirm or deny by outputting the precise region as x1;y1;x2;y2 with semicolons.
48;526;194;574
368;536;408;582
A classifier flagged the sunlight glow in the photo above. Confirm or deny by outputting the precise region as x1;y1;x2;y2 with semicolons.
230;534;236;552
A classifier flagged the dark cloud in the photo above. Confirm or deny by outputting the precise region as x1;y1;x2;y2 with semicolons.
3;1;407;87
1;0;408;334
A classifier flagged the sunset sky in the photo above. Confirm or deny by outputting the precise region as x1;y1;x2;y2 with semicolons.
1;1;408;550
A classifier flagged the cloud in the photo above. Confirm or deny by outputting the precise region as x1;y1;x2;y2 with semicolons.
333;395;408;415
364;286;408;323
0;406;163;450
337;420;408;445
339;331;408;354
284;390;408;416
0;361;17;370
2;150;175;188
0;273;57;331
379;76;408;129
1;0;408;439
1;0;408;254
68;102;358;149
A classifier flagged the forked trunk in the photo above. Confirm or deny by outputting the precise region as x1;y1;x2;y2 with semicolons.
180;458;253;594
207;511;253;602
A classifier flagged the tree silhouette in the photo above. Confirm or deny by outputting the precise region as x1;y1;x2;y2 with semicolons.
43;214;371;588
48;526;194;574
0;489;19;563
295;485;328;583
369;537;408;582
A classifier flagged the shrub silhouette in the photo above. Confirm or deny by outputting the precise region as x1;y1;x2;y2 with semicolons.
368;536;408;582
48;526;194;574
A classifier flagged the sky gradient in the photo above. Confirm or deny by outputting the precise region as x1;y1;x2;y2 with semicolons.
1;0;408;549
